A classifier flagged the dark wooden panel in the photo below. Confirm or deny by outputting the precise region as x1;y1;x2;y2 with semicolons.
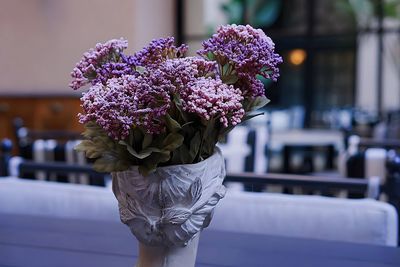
0;97;83;154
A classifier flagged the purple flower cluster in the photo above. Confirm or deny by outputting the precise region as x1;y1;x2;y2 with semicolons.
79;74;172;139
70;38;130;90
132;37;188;67
235;75;265;98
158;57;216;90
79;78;134;139
72;26;281;140
180;77;244;127
198;24;282;96
92;62;136;85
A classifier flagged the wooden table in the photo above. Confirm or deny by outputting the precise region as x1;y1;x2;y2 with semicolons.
1;213;399;267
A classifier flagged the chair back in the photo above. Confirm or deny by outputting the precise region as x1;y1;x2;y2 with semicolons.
0;178;118;220
12;118;95;184
211;190;398;247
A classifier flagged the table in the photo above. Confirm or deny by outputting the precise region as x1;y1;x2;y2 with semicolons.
1;213;399;267
269;129;344;173
270;129;344;150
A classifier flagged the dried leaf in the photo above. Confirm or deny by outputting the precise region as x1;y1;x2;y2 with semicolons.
165;114;181;133
189;132;201;162
139;150;171;176
221;74;238;84
75;140;102;159
119;140;161;159
162;133;184;151
82;121;104;139
248;95;270;111
178;144;191;164
93;152;129;173
142;133;153;149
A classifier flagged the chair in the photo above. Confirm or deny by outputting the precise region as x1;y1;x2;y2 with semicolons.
7;157;108;186
0;139;12;176
219;122;270;191
0;177;118;221
210;190;398;247
343;135;400;189
12;118;95;185
219;126;256;173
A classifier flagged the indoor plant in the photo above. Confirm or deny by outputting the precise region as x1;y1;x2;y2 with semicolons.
70;24;282;267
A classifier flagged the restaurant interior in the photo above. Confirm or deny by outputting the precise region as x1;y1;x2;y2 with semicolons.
0;0;400;266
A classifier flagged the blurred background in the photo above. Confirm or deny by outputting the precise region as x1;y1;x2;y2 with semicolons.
2;0;399;173
1;0;400;253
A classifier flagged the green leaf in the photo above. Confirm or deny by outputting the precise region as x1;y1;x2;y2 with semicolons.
77;122;133;173
242;112;265;122
92;135;114;150
93;158;115;173
248;95;270;111
128;130;134;146
165;114;181;133
82;121;104;139
92;152;129;173
178;144;191;164
173;95;189;122
162;133;184;151
75;140;102;159
119;140;161;159
181;121;194;128
132;128;144;149
221;63;230;75
133;147;162;159
189;132;201;162
206;52;215;61
142;133;153;149
135;66;146;74
202;118;215;141
221;74;238;85
75;140;93;152
139;150;171;176
198;118;217;159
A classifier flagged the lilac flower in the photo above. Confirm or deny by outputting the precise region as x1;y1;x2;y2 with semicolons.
92;62;136;85
128;73;173;134
79;74;173;139
198;24;282;96
158;57;216;90
132;37;188;66
235;74;265;97
79;79;134;140
180;77;244;127
70;38;131;90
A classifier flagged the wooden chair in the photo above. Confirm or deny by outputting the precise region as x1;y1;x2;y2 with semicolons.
9;159;107;187
0;139;12;176
12;118;95;184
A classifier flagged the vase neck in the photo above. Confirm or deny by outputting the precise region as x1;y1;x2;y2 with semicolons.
136;234;200;267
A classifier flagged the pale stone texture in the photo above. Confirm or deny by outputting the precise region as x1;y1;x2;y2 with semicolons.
112;149;226;267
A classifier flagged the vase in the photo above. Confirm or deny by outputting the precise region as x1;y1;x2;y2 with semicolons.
112;148;226;267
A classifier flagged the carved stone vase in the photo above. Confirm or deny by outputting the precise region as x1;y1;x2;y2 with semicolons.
112;148;226;267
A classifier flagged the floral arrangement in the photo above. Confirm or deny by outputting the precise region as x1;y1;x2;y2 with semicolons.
70;24;282;175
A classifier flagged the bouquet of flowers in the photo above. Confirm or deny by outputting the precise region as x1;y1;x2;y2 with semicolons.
70;24;282;175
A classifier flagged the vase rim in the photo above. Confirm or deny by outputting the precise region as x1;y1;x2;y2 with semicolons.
114;147;223;173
